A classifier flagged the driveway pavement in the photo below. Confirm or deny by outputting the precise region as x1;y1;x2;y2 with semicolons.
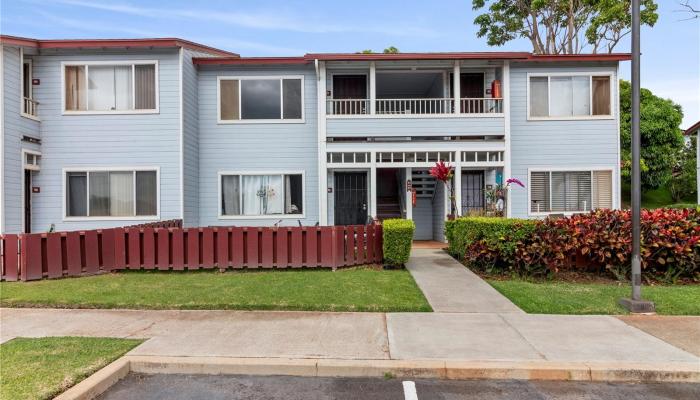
96;374;700;400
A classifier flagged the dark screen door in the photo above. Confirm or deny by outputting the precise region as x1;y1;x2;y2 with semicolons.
334;172;368;225
24;170;31;233
461;171;485;214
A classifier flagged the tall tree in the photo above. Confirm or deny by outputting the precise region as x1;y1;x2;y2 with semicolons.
471;0;658;54
619;80;685;190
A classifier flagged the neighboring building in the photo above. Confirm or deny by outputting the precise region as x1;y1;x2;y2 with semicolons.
0;35;627;241
685;120;700;204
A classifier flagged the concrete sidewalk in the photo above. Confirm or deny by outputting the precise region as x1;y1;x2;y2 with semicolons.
2;308;698;369
406;248;523;313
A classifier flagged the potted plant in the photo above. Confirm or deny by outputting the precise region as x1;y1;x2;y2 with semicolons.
430;161;457;219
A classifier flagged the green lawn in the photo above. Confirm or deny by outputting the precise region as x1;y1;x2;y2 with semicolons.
621;183;697;209
487;279;700;315
0;337;141;400
0;268;431;312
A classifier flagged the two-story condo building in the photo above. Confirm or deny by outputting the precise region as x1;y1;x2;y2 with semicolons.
0;35;627;241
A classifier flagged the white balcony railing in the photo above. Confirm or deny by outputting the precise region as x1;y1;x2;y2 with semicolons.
326;98;503;116
327;99;370;115
375;98;454;115
23;97;38;118
460;98;503;114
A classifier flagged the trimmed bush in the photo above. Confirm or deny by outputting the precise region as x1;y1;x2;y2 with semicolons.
383;219;416;266
451;209;700;281
445;217;536;259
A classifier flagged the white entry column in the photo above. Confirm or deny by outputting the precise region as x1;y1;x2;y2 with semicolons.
405;167;413;220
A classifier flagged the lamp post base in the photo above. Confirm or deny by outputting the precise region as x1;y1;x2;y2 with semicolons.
618;298;656;314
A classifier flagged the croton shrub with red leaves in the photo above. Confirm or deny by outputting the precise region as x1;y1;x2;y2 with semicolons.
459;208;699;281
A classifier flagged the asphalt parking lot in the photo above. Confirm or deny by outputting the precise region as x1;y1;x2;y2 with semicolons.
97;374;700;400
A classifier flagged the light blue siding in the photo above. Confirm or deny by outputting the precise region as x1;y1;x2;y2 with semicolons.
432;183;446;242
327;117;504;137
508;63;620;219
197;65;319;227
412;198;433;240
2;47;41;233
182;49;209;227
29;50;182;231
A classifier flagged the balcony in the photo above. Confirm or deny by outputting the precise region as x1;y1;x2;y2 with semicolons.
23;97;39;119
326;97;502;117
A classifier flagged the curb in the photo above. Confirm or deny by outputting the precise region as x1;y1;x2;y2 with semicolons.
55;356;700;399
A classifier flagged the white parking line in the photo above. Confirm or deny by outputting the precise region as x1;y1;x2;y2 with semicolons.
403;380;418;400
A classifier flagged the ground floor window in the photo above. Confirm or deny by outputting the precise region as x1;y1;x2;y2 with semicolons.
220;172;304;217
65;169;158;218
529;169;612;214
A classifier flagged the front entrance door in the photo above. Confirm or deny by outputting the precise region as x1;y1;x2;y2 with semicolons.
24;169;31;233
461;171;484;214
334;172;368;225
451;73;485;112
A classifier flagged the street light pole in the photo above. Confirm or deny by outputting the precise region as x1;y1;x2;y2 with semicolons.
619;0;655;314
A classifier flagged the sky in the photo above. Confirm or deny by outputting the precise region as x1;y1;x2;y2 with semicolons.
1;0;698;128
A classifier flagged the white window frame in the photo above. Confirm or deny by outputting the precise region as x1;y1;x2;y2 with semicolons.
217;75;305;124
526;72;614;121
62;166;160;221
61;60;160;115
217;170;306;219
22;149;41;171
527;166;616;217
20;53;40;121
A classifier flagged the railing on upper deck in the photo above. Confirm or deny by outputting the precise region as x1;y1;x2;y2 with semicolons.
460;98;503;114
375;98;454;115
23;97;38;118
326;98;503;116
328;99;370;115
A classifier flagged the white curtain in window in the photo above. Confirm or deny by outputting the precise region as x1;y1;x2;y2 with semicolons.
242;175;283;215
572;76;590;116
88;66;115;111
110;171;134;216
114;66;133;110
550;77;573;117
88;66;132;111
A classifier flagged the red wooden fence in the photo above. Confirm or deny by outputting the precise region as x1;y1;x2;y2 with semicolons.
0;224;383;281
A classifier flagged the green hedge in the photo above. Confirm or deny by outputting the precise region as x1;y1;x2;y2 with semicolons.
445;217;536;260
382;219;415;266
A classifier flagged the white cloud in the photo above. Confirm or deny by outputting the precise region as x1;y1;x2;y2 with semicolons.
46;0;438;37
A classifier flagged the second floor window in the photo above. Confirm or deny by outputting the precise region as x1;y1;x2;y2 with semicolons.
64;62;157;113
219;77;303;122
529;74;612;119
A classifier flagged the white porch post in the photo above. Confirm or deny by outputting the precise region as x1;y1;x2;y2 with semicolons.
317;60;329;225
454;156;462;216
453;61;461;114
370;152;377;219
405;167;413;220
369;61;377;115
503;61;512;218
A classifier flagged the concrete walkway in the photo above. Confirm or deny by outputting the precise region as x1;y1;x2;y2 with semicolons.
2;308;698;367
406;248;523;313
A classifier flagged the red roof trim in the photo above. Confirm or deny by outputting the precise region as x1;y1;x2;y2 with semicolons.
193;57;310;65
0;35;39;47
0;35;237;57
525;53;631;62
304;52;532;61
685;120;700;135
